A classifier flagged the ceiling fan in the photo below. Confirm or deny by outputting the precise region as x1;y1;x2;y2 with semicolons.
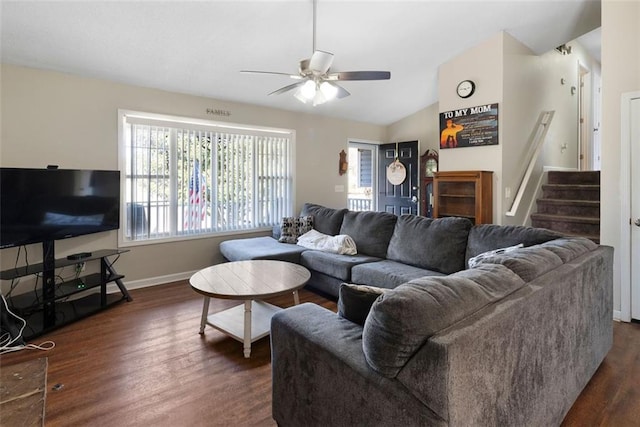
241;0;390;106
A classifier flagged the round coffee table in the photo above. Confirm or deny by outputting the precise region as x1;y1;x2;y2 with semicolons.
189;260;311;358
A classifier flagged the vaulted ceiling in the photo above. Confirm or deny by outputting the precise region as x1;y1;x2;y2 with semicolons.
1;1;600;125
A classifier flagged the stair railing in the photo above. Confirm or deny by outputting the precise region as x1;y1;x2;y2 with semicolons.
505;110;555;217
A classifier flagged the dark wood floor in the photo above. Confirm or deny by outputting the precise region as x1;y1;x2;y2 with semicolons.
1;282;638;426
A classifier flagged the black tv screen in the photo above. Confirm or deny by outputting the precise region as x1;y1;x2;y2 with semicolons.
0;168;120;249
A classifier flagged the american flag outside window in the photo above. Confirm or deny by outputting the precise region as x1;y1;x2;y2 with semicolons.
184;159;207;230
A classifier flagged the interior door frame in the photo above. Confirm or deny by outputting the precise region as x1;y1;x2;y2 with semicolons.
619;90;640;322
577;61;591;171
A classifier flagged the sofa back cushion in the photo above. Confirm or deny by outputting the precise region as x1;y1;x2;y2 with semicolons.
538;237;597;262
470;237;596;282
471;246;563;282
387;215;472;274
300;203;348;236
465;224;562;265
340;211;398;258
362;263;526;378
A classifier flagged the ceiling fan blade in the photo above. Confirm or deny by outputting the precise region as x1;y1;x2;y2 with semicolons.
309;50;334;74
268;81;306;96
329;71;391;81
332;83;350;99
241;70;302;79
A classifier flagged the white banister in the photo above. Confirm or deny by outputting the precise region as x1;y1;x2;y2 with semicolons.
506;111;555;217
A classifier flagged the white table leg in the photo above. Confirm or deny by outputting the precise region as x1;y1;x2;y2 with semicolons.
243;300;252;358
293;290;300;305
199;297;210;334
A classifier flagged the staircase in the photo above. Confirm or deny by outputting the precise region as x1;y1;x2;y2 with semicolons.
530;171;601;243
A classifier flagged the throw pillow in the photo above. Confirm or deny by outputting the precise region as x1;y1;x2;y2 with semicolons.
338;283;387;326
468;243;524;268
297;215;314;236
278;217;297;243
278;216;314;244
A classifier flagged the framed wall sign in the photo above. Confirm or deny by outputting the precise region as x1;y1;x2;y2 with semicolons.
439;103;499;149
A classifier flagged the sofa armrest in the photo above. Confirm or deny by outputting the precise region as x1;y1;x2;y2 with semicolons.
271;303;446;427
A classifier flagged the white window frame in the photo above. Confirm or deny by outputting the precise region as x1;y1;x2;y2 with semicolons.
117;109;295;247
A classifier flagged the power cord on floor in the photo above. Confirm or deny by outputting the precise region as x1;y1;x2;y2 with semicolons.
0;293;55;355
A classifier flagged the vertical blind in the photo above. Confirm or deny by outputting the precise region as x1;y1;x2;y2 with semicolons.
122;114;292;243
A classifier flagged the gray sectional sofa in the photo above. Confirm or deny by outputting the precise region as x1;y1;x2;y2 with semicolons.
219;203;614;426
221;203;512;298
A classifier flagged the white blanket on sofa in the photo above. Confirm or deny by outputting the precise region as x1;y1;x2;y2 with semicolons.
296;229;357;255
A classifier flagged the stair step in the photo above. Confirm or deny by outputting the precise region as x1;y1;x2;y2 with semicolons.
531;213;600;224
532;172;601;242
536;198;600;217
542;184;600;201
548;170;600;185
531;213;600;236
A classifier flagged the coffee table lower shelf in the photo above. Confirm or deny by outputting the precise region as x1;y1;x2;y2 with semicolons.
200;300;281;358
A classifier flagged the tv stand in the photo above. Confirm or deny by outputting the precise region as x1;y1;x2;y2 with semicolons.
1;241;131;341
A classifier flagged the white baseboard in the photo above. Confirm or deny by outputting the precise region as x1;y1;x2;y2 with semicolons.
107;270;198;294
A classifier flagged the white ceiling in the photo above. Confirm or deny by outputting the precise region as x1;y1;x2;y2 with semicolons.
1;0;601;126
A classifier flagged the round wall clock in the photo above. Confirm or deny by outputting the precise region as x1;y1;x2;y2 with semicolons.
456;80;476;98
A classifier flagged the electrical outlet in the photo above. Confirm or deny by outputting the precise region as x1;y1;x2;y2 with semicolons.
505;187;511;199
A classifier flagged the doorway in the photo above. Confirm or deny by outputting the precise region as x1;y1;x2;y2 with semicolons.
347;141;377;212
377;141;418;215
630;96;640;320
620;91;640;321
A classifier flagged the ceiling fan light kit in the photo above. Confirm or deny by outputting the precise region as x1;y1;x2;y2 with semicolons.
242;0;390;106
295;80;340;106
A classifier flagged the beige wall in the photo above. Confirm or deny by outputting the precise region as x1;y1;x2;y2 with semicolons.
0;64;385;285
601;0;640;316
437;33;504;223
386;102;440;155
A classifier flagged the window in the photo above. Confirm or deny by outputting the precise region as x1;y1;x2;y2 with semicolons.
118;110;294;246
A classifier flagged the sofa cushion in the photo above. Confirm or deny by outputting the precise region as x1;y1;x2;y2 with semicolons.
362;263;526;378
278;215;314;243
300;250;381;281
300;203;347;236
538;237;597;262
387;215;472;274
465;224;562;264
338;283;387;326
352;260;445;289
219;236;306;263
471;245;563;282
339;211;398;258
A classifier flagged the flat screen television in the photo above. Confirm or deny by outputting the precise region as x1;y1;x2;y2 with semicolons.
0;168;121;249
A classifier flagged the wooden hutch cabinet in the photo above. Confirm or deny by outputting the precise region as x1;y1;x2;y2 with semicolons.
433;170;493;224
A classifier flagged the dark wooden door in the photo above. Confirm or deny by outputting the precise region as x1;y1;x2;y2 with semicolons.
377;141;419;215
